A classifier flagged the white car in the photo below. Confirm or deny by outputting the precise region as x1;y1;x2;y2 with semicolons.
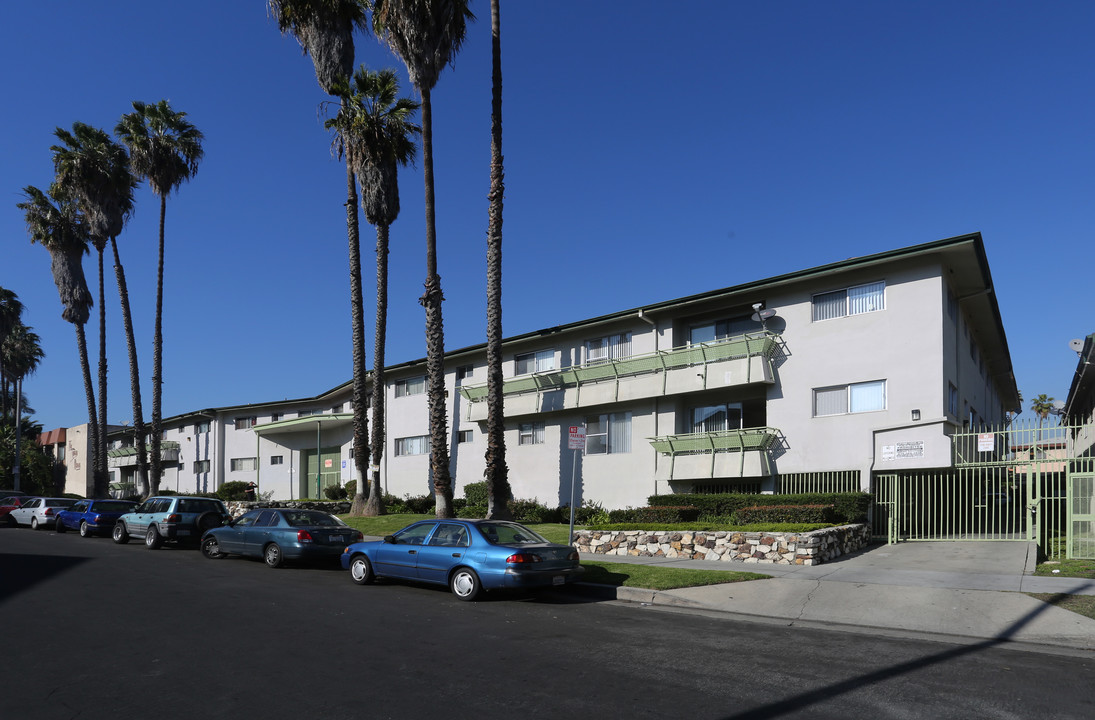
10;497;78;530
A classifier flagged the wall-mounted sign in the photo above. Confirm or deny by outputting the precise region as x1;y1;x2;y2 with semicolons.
978;433;994;452
881;441;925;461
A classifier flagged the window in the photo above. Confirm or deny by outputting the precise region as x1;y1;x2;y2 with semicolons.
814;380;886;416
193;460;210;473
395;376;426;398
331;404;343;413
812;281;884;321
515;349;554;375
518;422;545;445
270;455;284;466
690;403;742;433
948;383;959;417
586;333;632;365
235;416;256;429
456;365;474;384
458;430;473;443
689;316;761;344
298;409;322;417
230;457;257;472
270;413;281;422
395;435;429;456
195;421;210;434
585;412;631;454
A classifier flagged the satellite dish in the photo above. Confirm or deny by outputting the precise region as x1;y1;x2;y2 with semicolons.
1053;400;1065;410
751;309;776;322
1069;338;1084;353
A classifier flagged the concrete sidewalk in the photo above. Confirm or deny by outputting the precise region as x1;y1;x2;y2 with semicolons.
580;542;1095;653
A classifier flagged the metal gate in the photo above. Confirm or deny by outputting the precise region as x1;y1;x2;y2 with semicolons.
872;419;1094;559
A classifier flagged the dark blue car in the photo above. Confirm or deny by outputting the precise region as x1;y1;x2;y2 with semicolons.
200;508;363;567
55;499;138;537
340;519;584;601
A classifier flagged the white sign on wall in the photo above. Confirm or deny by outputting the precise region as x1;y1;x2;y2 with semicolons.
881;441;925;461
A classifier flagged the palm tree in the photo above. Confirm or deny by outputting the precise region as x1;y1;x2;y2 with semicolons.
372;0;474;519
51;123;148;495
18;185;98;494
328;66;420;516
483;0;512;521
3;322;44;492
116;100;204;493
0;287;26;421
270;0;372;511
1029;393;1056;458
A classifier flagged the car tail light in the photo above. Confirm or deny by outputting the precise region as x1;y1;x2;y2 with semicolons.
166;513;182;523
93;514;103;523
352;531;364;542
297;530;314;543
506;553;542;564
567;551;580;562
44;508;54;516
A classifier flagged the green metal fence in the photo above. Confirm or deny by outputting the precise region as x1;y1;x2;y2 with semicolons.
776;470;861;495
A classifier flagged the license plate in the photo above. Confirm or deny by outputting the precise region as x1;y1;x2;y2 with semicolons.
330;535;344;544
553;575;565;586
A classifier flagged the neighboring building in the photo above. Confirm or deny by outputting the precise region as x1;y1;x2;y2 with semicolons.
1063;333;1094;458
93;233;1019;508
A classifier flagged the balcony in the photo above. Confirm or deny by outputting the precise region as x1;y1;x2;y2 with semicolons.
648;427;780;482
459;331;779;421
107;441;180;468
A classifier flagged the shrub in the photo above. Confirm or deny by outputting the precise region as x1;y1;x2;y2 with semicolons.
462;504;487;518
344;479;357;498
402;494;435;514
463;481;488;506
607;505;701;524
733;504;837;524
648;492;870;524
216;481;253;501
323;484;348;501
508;499;561;524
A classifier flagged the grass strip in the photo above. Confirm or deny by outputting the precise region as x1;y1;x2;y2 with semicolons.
1025;593;1095;621
579;560;769;590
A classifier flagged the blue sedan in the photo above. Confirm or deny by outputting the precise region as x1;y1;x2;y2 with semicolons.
55;499;137;537
200;508;363;567
340;519;584;601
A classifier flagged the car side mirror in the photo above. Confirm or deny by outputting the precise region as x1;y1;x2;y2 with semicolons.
383;535;396;544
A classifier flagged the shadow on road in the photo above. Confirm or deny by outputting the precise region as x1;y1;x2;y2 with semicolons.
0;551;90;604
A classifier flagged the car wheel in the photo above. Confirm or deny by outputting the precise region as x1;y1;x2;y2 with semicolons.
264;543;283;568
450;568;482;601
195;511;224;536
79;521;90;538
201;536;223;559
55;518;66;533
145;526;164;549
349;555;375;585
31;517;39;530
112;522;130;544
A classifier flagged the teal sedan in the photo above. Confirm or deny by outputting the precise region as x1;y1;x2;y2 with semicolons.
200;508;363;568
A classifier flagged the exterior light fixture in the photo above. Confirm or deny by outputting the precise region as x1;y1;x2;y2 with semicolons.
911;409;921;421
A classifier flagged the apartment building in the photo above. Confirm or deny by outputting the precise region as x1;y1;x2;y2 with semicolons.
90;233;1019;509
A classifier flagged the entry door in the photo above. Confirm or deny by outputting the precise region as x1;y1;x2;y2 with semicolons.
1068;474;1095;559
300;447;341;499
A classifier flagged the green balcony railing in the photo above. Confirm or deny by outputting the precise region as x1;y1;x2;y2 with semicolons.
648;427;781;480
459;331;779;403
108;441;180;461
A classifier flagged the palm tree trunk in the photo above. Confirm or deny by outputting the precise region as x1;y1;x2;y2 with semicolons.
418;88;453;519
95;245;109;498
484;0;512;521
110;237;150;496
75;323;98;497
345;151;370;517
150;194;167;494
366;223;390;516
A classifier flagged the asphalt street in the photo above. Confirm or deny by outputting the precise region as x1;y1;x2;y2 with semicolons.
2;525;1093;719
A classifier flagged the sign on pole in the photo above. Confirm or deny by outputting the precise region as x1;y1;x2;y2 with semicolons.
567;425;586;547
568;425;586;450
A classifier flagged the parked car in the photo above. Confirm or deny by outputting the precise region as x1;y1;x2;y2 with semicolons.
200;508;364;567
8;497;78;530
113;496;230;549
1;494;33;524
340;519;584;601
55;499;138;537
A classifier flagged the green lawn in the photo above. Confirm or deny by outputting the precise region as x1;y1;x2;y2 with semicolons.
1030;557;1095;620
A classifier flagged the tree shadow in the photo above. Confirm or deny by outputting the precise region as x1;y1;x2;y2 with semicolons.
0;551;90;604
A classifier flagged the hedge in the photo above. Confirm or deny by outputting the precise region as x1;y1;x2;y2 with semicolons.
607;505;702;524
733;504;837;524
648;492;870;524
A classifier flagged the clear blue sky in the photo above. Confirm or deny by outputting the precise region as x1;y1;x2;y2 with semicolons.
2;1;1092;432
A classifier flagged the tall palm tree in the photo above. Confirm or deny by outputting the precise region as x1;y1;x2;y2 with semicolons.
18;185;98;494
372;0;474;519
3;322;44;491
0;287;25;421
1029;393;1056;457
483;0;512;520
328;66;420;516
51;123;147;495
116;100;204;493
270;0;372;506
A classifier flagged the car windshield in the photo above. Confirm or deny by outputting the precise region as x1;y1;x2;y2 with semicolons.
285;511;342;527
477;522;548;545
177;499;225;514
94;501;134;512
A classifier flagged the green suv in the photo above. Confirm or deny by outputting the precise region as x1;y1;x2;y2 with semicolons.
113;496;230;549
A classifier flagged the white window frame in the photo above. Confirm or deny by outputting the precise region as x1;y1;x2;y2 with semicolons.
458;429;473;444
235;416;256;430
811;281;885;322
230;457;257;472
515;350;555;376
395;376;426;398
395;435;430;457
193;459;210;473
585;412;632;455
813;380;887;417
518;422;545;446
586;333;632;365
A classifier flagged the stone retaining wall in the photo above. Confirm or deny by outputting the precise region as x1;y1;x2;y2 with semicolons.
574;524;871;566
225;500;351;517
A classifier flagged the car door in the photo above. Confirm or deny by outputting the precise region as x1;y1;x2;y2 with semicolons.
241;510;280;557
12;498;39;526
219;511;262;554
128;499;160;535
65;501;90;529
415;522;470;584
374;522;436;579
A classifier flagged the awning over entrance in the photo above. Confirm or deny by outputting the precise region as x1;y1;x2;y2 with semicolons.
252;413;355;437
